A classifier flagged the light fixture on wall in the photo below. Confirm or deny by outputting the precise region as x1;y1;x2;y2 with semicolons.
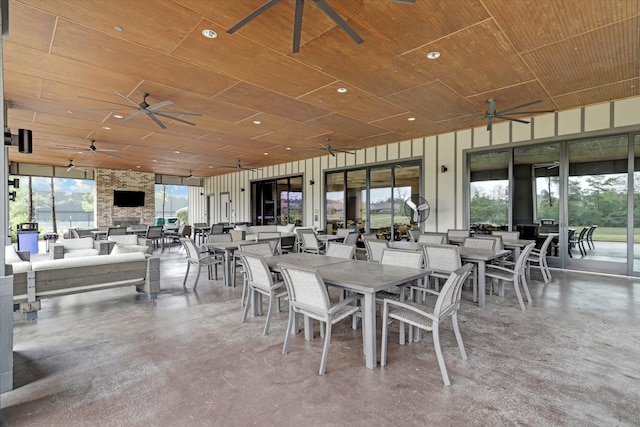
240;188;245;192
441;165;448;173
309;180;315;186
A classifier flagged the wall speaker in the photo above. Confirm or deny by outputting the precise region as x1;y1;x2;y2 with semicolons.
18;129;32;154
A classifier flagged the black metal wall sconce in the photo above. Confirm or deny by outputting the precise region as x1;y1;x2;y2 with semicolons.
440;165;448;173
4;128;33;154
240;188;245;192
309;180;315;186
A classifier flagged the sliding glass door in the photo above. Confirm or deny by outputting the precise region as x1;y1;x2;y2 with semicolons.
633;134;640;275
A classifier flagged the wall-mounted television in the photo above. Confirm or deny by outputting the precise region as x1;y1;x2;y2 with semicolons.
113;190;145;207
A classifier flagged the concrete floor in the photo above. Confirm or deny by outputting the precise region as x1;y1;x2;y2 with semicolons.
1;246;639;426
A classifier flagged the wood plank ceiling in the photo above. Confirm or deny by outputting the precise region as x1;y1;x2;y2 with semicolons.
3;0;639;177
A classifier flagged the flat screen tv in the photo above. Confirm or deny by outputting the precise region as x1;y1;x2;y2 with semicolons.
113;190;145;207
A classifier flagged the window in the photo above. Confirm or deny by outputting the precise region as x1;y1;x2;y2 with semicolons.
469;151;509;232
252;176;303;225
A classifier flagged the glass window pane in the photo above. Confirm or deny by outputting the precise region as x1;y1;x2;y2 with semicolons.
288;177;303;225
469;151;509;231
370;168;393;237
326;172;344;232
346;169;366;232
568;136;628;264
394;164;421;238
635;135;640;273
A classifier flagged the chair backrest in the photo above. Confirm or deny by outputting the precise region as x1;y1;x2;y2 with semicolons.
107;226;126;236
447;229;470;241
364;239;389;263
408;229;421;242
577;227;589;240
279;264;330;316
514;242;536;273
207;233;232;243
586;225;597;239
361;234;379;241
209;223;225;234
474;235;503;250
295;228;315;249
433;264;474;319
380;248;423;269
418;233;447;244
492;231;520;241
301;232;321;251
343;231;360;245
259;236;281;255
325;242;355;259
238;241;274;256
193;222;208;228
423;244;461;272
180;238;201;263
538;233;556;255
463;237;495;249
540;219;555;225
69;228;80;239
335;228;351;239
146;225;163;239
238;252;274;292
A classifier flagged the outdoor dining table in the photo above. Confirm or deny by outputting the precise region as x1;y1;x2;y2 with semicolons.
388;241;510;308
501;239;536;260
203;239;257;287
264;253;430;369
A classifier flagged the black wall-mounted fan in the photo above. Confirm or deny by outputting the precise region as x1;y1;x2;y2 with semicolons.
402;195;430;224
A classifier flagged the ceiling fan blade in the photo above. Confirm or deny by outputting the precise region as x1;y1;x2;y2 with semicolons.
498;109;555;115
78;96;134;109
329;150;336;157
390;0;415;3
500;116;530;124
334;149;355;155
121;109;144;124
147;100;174;111
312;0;363;44
115;91;143;109
67;166;73;172
292;0;305;53
99;151;122;158
90;148;99;158
153;112;197;126
227;0;282;33
145;111;167;129
499;100;542;114
156;110;202;116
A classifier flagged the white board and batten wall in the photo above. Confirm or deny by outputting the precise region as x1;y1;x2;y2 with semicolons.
188;96;640;230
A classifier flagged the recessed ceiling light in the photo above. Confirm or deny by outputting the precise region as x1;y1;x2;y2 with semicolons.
263;152;268;155
426;51;440;59
113;114;123;119
253;120;261;125
152;159;157;162
136;165;141;169
209;165;213;168
337;87;347;93
102;126;111;130
407;117;416;121
202;29;217;39
174;150;180;154
285;147;292;150
114;26;123;32
67;110;73;114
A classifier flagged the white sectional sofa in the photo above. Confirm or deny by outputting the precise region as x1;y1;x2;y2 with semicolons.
12;252;160;320
50;237;113;259
234;224;297;241
5;245;31;274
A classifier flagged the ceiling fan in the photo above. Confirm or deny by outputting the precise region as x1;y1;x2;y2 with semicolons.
65;160;92;172
478;99;555;131
220;160;258;173
316;143;358;156
227;0;413;53
186;171;205;181
57;139;121;158
80;91;201;129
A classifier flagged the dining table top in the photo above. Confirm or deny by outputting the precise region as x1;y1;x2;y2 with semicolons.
263;252;351;271
389;240;511;260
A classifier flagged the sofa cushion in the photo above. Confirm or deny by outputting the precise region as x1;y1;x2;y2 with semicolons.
108;234;139;246
10;261;31;273
5;245;23;264
60;237;95;250
32;252;146;271
111;244;148;254
64;249;100;258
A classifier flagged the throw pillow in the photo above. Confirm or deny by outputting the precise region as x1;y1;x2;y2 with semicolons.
111;244;148;255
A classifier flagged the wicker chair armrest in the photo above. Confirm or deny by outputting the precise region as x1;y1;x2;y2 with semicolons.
383;298;437;322
408;285;439;297
485;264;514;274
327;295;360;315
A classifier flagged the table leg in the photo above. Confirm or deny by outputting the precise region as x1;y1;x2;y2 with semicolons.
362;292;377;369
224;249;233;287
477;260;486;308
304;315;313;340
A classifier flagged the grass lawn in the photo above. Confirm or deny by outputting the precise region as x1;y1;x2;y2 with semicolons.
575;226;640;243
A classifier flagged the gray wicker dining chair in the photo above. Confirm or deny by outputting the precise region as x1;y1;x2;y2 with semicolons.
418;233;447;244
381;263;474;386
325;242;356;259
343;231;360;245
180;238;220;290
474;234;504;250
301;232;324;254
527;233;556;283
258;232;282;255
462;237;496;249
364;239;389;263
239;252;288;336
279;263;361;375
238;242;276;307
421;244;462;294
492;230;520;242
485;242;536;311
